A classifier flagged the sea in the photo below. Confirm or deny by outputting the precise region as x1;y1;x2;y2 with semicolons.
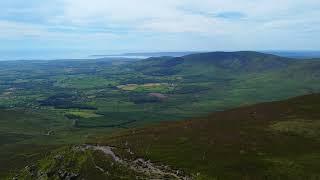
0;50;320;61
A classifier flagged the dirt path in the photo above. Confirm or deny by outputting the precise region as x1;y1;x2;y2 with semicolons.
87;145;123;163
84;145;191;180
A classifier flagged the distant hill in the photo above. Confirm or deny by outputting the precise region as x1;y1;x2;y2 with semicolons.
124;51;320;116
131;51;294;73
183;51;293;71
91;50;320;59
264;50;320;59
128;51;318;80
91;51;202;58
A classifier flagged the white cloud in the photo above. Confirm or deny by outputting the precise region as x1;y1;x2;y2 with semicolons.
0;20;118;41
0;0;319;50
56;0;320;35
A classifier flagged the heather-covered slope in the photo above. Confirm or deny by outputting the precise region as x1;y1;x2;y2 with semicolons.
100;93;320;179
13;94;320;179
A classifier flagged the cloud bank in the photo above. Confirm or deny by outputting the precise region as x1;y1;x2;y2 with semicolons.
0;0;319;51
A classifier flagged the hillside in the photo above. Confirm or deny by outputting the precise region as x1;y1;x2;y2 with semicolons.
102;93;320;179
126;51;320;116
12;93;320;179
129;51;294;74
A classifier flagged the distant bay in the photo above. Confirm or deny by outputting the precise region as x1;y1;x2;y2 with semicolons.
1;50;320;61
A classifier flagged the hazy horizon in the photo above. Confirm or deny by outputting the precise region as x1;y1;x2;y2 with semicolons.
1;1;320;55
1;49;320;61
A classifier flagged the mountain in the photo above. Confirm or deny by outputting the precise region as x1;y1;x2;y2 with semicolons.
91;51;202;58
264;51;320;59
91;51;320;59
130;51;295;74
13;93;320;179
127;51;320;113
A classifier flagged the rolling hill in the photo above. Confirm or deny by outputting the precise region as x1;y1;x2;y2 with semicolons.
126;51;320;117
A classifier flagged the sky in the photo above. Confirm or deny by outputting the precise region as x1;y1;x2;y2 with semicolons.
0;0;319;57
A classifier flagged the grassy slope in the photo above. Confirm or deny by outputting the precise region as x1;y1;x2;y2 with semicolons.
9;95;320;179
95;93;320;179
12;146;143;180
0;109;67;178
0;109;118;178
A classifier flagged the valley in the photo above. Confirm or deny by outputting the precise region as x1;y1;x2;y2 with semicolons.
1;51;320;179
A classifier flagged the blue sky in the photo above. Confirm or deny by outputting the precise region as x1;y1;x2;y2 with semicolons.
0;0;319;54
